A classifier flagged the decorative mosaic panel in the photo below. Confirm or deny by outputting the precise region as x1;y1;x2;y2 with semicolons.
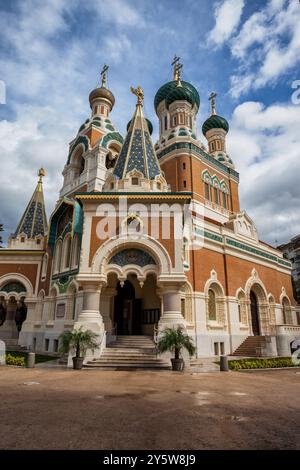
113;131;132;178
108;249;156;267
144;130;161;179
1;282;26;293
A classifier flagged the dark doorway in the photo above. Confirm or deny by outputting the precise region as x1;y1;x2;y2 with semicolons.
250;290;260;336
114;280;142;335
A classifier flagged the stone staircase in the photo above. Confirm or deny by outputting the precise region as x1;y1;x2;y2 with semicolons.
232;336;267;357
1;339;22;351
85;335;171;370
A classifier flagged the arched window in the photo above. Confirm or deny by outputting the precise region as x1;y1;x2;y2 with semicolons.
207;282;225;325
72;147;85;178
282;297;292;324
213;187;219;205
164;115;168;130
127;216;141;234
41;253;48;280
71;235;80;269
268;295;276;324
208;289;217;321
53;240;62;274
62;235;71;270
204;182;210;201
222;192;227;209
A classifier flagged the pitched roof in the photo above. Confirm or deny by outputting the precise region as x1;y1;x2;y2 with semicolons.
113;93;161;180
13;170;48;239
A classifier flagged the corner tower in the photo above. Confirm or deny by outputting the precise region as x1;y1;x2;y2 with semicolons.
154;56;200;146
60;66;124;198
104;85;168;192
8;168;48;249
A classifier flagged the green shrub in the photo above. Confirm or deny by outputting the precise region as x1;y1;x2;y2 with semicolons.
229;357;298;370
6;354;26;367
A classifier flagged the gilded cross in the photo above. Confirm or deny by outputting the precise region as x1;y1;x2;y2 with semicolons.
209;92;217;115
100;64;109;87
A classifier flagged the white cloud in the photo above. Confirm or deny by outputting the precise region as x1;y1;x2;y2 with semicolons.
88;0;145;27
227;100;300;243
208;0;245;47
229;0;300;97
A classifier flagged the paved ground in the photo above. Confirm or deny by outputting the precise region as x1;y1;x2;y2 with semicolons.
0;366;299;450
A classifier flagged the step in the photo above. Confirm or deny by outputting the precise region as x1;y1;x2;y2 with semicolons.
85;362;170;369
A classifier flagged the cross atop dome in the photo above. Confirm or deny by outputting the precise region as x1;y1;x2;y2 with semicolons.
209;92;217;115
100;64;109;88
171;55;183;87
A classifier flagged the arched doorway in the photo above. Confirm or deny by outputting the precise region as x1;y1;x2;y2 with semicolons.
250;290;260;335
111;274;161;336
114;280;137;335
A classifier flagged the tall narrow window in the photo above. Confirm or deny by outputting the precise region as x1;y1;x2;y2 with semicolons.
189;116;192;128
183;162;186;170
214;187;219;205
208;289;217;321
183;180;187;189
222;192;227;209
173;116;177;126
204;182;210;201
164;115;168;130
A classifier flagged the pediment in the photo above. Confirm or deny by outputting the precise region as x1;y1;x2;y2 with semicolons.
225;211;258;241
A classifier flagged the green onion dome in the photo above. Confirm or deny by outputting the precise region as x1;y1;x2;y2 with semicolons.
126;118;153;135
202;114;229;135
154;80;200;113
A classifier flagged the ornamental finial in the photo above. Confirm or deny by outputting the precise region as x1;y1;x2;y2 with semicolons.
209;92;217;115
130;85;144;106
38;168;46;183
100;64;109;88
171;55;182;87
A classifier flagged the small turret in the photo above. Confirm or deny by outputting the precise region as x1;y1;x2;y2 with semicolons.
89;65;115;118
8;168;48;249
202;92;234;168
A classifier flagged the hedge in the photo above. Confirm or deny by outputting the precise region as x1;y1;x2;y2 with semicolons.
229;357;299;370
6;354;26;367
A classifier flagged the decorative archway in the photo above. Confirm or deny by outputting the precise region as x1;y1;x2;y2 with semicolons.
245;270;270;335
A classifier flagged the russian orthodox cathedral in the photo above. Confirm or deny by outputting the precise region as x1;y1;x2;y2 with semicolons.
0;59;299;365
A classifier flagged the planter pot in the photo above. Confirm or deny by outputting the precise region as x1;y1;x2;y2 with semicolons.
171;358;184;371
72;357;84;370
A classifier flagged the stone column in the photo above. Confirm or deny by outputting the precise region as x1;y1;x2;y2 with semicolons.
73;281;106;365
0;300;19;340
158;285;186;330
100;287;116;343
18;298;37;348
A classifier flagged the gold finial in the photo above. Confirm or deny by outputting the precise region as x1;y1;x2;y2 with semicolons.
209;92;217;115
171;55;182;87
130;85;144;106
100;64;109;87
38;168;46;182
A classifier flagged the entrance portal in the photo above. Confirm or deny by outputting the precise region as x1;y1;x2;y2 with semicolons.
250;290;260;336
114;280;142;335
111;274;160;336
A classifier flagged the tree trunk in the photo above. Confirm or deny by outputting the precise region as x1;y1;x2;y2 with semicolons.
175;347;180;359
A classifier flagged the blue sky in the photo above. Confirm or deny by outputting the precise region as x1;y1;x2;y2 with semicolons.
0;0;300;245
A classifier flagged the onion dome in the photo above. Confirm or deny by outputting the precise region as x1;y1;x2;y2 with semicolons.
127;117;153;135
154;80;200;113
202;114;229;135
89;86;115;110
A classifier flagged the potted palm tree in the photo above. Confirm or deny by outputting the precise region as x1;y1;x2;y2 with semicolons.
59;326;99;370
157;326;196;371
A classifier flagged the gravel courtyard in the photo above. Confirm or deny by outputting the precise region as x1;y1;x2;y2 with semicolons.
0;367;299;450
